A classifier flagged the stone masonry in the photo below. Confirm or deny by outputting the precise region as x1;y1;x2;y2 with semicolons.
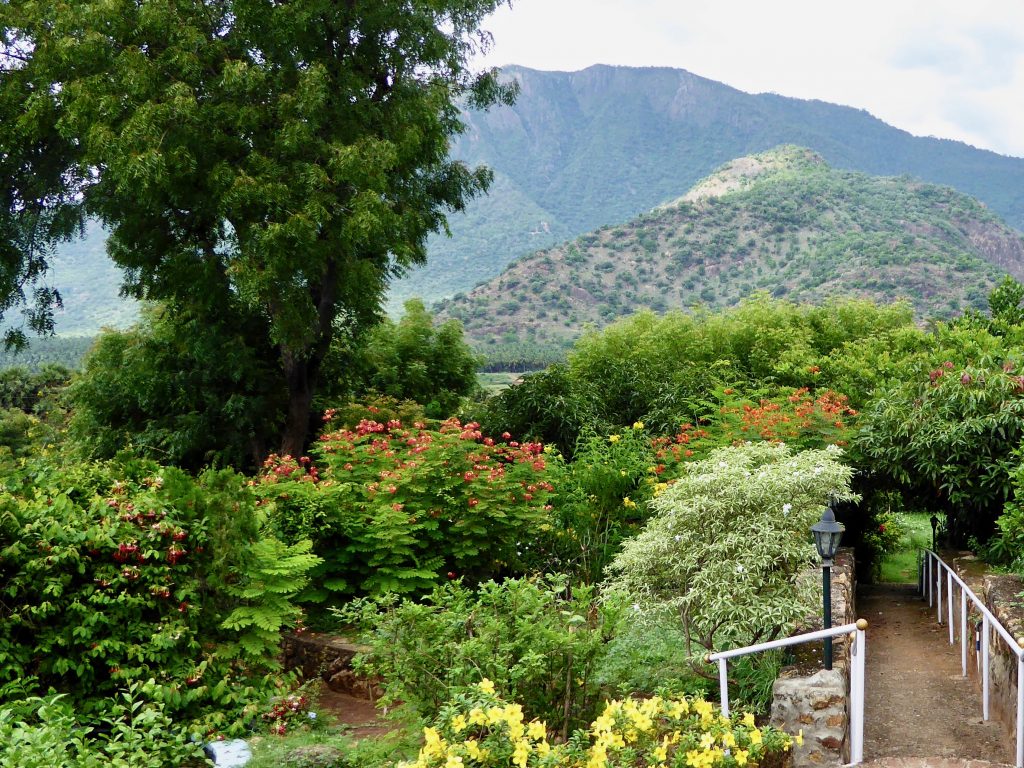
770;548;856;767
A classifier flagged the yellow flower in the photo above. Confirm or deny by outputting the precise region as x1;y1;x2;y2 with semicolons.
423;727;447;759
609;434;620;443
536;741;550;756
477;678;495;695
451;714;467;733
486;706;504;725
527;720;546;740
692;698;714;723
445;756;463;768
623;497;637;508
721;731;736;748
468;707;487;726
796;729;804;746
741;712;756;728
633;421;645;430
734;749;749;766
512;739;531;768
699;732;715;750
750;728;762;745
668;699;689;719
463;740;483;761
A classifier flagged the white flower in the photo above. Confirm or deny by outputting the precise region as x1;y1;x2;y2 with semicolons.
674;535;683;542
813;467;823;475
308;712;317;720
736;564;745;573
782;503;792;516
632;602;641;612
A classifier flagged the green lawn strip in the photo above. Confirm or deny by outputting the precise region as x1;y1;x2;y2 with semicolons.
878;512;933;583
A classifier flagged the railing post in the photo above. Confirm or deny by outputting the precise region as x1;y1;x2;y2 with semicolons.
850;623;866;765
948;571;954;644
961;588;968;677
1016;653;1024;768
718;658;730;717
937;560;943;624
919;551;924;596
928;552;933;607
983;615;991;721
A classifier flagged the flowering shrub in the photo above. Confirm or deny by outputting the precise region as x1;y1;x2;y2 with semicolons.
0;456;318;731
403;680;796;768
261;417;559;600
605;442;857;661
857;360;1024;543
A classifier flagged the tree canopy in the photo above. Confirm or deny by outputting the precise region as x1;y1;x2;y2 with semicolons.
1;0;514;455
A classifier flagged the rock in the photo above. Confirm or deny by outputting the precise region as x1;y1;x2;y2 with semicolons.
203;739;252;767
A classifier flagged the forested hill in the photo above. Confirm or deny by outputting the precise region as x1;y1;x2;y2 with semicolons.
436;146;1024;356
398;64;1024;305
28;63;1024;335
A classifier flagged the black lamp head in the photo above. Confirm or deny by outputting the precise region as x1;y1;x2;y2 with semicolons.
811;506;845;562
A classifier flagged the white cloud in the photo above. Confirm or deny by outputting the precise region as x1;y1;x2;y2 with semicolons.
476;0;1024;158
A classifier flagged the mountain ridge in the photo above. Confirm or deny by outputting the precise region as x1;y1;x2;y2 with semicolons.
20;63;1024;335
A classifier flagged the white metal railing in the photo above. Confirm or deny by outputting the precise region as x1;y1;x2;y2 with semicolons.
708;620;867;765
921;549;1024;768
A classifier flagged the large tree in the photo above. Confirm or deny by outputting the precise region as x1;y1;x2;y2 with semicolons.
0;0;513;456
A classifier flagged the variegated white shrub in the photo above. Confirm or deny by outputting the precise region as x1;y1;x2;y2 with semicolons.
603;441;856;659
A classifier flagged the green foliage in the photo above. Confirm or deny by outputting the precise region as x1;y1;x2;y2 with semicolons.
66;305;285;471
0;456;318;730
605;442;857;658
339;577;622;735
0;686;208;768
476;363;604;457
3;0;515;456
260;417;557;602
346;299;481;418
480;296;896;453
856;356;1024;543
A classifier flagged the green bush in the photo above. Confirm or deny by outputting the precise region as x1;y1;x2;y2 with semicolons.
339;577;622;737
605;442;856;660
0;685;208;768
260;416;559;602
0;456;318;731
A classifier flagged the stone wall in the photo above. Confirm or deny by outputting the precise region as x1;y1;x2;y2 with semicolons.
281;631;382;699
945;553;1024;744
770;548;857;767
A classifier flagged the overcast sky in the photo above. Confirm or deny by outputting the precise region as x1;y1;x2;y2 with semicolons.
475;0;1024;159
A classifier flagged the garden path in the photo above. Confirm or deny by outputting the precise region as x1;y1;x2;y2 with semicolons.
859;583;1012;764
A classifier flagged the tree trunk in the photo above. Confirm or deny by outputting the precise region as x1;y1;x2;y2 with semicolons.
280;351;316;458
277;258;340;458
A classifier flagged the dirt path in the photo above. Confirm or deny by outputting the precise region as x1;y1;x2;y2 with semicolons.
860;583;1012;763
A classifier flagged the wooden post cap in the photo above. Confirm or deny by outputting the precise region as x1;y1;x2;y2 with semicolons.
856;619;868;630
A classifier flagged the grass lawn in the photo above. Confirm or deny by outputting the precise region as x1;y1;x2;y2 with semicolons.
878;512;934;583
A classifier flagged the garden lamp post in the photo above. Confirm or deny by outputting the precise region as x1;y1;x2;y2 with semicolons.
930;514;939;552
811;506;845;670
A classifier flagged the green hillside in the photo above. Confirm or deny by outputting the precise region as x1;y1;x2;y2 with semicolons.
437;146;1024;359
395;65;1024;304
28;64;1024;332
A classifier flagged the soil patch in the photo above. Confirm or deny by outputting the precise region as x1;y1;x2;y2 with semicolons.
860;583;1011;763
317;689;394;741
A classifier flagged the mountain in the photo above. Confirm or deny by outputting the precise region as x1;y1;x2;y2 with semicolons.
27;64;1024;334
395;64;1024;305
436;146;1024;358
